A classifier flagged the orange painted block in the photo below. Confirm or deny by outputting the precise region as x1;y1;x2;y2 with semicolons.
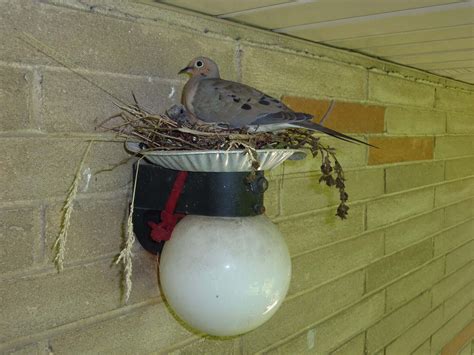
282;96;385;133
368;137;434;165
441;321;474;355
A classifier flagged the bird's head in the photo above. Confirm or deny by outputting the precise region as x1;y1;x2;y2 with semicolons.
179;57;220;79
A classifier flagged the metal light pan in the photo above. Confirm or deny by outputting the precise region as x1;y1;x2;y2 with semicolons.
125;142;306;172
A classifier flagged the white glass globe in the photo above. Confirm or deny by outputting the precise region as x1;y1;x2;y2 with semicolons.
159;214;291;336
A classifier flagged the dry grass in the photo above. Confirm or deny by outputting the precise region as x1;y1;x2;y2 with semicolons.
53;141;93;271
115;157;143;303
103;101;325;154
101;101;350;219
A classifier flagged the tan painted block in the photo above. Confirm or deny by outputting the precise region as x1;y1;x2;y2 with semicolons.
0;207;40;274
366;239;433;291
242;271;365;353
435;178;474;207
2;343;44;355
265;328;318;354
0;1;237;79
445;157;474;180
329;333;365;355
277;205;364;256
385;106;445;134
385;306;444;355
446;241;474;274
366;291;431;353
166;337;238;355
444;282;474;321
435;136;474;159
282;97;385;133
447;112;474;134
40;69;179;133
241;45;367;101
84;141;135;194
289;231;383;295
280;174;339;216
344;168;385;202
432;262;474;307
0;257;158;341
385;161;444;193
368;73;435;107
368;137;434;165
45;196;127;263
384;209;444;254
272;331;370;355
434;220;474;256
435;87;474;112
411;340;430;355
0;138;87;201
385;258;444;312
366;188;434;229
280;168;383;216
50;302;192;353
280;155;319;175
0;139;132;202
444;198;474;227
0;66;32;131
431;304;473;354
313;292;385;353
265;179;280;218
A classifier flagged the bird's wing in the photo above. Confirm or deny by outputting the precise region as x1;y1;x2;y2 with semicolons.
251;118;373;146
192;79;301;127
191;78;373;146
293;121;374;146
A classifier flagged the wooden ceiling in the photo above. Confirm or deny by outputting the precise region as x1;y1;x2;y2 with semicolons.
157;0;474;84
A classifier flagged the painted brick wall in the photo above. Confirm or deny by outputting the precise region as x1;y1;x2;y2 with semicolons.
1;1;473;354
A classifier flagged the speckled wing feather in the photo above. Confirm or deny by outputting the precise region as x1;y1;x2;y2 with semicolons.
191;79;310;128
191;78;372;146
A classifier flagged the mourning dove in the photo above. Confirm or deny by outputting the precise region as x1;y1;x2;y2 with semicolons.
179;56;369;145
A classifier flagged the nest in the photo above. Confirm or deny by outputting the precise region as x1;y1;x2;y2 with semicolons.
102;99;350;219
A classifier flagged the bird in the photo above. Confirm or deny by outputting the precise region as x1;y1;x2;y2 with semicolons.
179;56;370;145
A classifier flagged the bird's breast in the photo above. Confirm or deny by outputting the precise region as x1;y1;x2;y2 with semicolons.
182;79;200;115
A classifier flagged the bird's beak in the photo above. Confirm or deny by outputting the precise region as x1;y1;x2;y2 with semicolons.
178;66;192;75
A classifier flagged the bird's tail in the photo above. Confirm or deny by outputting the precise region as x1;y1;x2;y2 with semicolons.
293;120;375;147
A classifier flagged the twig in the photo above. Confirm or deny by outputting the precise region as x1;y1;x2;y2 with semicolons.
319;100;335;125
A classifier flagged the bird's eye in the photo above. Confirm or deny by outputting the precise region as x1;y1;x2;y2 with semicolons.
195;60;204;68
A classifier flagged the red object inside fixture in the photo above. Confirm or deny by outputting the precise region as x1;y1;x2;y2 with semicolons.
148;171;188;241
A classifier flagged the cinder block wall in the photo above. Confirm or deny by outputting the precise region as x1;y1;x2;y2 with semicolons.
1;1;473;354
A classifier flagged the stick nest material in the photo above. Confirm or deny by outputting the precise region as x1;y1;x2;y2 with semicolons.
103;101;350;219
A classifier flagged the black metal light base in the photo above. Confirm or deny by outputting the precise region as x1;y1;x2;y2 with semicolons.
132;162;268;254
